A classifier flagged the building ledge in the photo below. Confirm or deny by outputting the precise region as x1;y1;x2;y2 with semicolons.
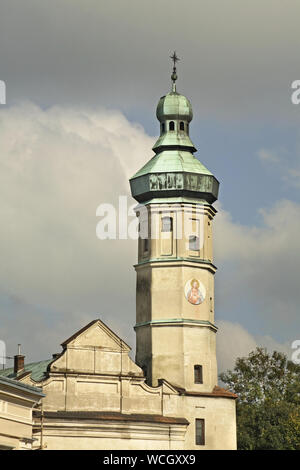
135;318;218;332
166;383;237;399
33;410;189;425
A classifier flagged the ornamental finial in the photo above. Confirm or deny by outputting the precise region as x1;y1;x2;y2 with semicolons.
170;51;179;92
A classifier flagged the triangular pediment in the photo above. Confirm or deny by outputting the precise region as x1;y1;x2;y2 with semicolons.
61;319;131;352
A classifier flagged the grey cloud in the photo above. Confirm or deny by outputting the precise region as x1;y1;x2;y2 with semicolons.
257;145;300;188
0;102;297;372
1;0;300;122
217;320;292;373
214;200;300;341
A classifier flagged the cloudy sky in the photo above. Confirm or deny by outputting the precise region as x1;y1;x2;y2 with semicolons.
0;0;300;373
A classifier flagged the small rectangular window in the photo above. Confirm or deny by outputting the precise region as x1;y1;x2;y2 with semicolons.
161;217;173;232
139;216;150;254
189;235;200;251
195;419;205;446
194;365;203;384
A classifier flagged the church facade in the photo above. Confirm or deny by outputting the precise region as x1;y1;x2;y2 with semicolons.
0;61;237;450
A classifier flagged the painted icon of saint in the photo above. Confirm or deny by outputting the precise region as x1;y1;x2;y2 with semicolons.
186;279;205;305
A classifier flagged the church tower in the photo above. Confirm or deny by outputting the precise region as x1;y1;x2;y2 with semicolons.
130;54;219;393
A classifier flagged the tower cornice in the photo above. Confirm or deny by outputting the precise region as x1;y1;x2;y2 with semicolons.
134;258;217;274
134;318;218;333
135;200;218;218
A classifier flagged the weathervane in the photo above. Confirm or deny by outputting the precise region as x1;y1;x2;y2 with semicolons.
170;51;179;92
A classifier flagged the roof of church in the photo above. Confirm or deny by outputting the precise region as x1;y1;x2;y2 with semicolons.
0;358;53;383
131;151;213;180
61;318;131;350
156;91;193;123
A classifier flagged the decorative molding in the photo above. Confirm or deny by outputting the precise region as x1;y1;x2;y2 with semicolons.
135;257;217;273
134;318;218;332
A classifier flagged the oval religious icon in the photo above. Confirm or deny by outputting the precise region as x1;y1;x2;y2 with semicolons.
185;279;206;305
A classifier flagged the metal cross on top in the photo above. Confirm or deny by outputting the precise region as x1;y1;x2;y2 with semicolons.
170;51;179;90
170;51;180;68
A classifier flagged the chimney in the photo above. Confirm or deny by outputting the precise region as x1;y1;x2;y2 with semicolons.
14;344;25;375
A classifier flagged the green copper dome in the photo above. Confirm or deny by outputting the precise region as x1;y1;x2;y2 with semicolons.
156;92;193;123
130;60;219;205
153;90;196;153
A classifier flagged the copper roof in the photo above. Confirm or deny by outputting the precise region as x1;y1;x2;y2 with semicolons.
0;358;54;383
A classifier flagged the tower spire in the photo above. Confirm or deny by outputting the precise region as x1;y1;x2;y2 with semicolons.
170;51;179;92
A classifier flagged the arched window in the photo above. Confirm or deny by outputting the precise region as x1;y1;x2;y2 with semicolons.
161;216;173;232
161;122;165;133
189;235;200;251
180;121;185;131
169;121;175;131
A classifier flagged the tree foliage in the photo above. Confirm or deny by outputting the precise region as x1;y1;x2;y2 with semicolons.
220;347;300;450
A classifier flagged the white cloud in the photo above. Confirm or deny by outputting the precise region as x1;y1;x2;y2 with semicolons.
257;148;280;163
217;320;257;373
257;145;300;188
0;102;298;371
0;102;154;361
217;320;292;374
286;168;300;188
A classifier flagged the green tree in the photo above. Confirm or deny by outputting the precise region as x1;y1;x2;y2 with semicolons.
220;347;300;450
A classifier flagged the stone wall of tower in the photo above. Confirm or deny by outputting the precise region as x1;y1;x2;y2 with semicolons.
135;201;218;391
137;202;216;263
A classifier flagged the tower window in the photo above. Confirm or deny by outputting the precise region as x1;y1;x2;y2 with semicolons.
180;121;185;131
161;123;165;133
189;235;200;251
161;216;173;232
195;419;205;446
194;365;203;384
139;212;149;250
169;121;175;131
